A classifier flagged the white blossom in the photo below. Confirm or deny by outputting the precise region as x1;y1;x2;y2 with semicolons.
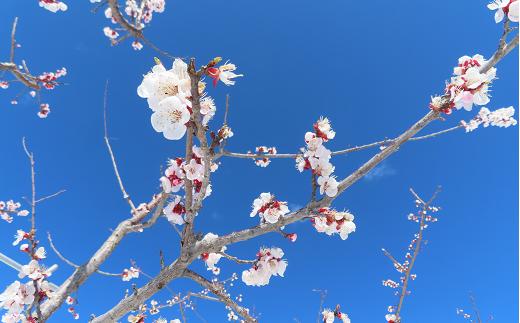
150;96;191;140
242;247;287;286
488;0;519;23
250;193;289;224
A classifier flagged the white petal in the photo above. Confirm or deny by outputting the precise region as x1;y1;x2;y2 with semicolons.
508;1;519;22
151;112;166;132
163;124;187;140
495;9;505;23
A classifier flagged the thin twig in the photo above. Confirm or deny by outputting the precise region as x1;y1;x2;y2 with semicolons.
103;80;137;214
219;252;256;265
35;189;66;204
217;124;463;160
184;270;257;323
10;17;18;63
381;248;406;272
312;289;327;323
21;138;43;321
394;187;442;321
469;293;483;323
224;94;230;125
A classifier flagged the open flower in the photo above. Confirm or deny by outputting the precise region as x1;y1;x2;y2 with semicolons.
385;313;397;323
200;96;217;125
207;62;243;86
312;208;356;240
19;260;47;280
242;247;287;286
151;96;191;140
488;0;519;23
103;27;119;40
39;0;68;12
461;106;518;132
122;267;140;281
314;117;336;141
317;176;339;197
200;248;226;275
160;158;185;193
163;195;185;225
250;193;289;224
137;62;189;111
183;159;204;181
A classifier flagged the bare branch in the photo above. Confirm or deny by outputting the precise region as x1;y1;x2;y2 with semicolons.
103;81;138;214
10;17;18;63
394;187;442;321
224;94;230;126
35;189;66;204
217;124;464;161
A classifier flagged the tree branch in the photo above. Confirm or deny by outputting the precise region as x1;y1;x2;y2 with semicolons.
394;187;441;321
103;81;137;214
216;124;464;161
86;25;518;323
47;232;121;277
184;270;257;323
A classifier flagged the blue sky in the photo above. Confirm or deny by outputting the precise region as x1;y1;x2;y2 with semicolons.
0;0;518;322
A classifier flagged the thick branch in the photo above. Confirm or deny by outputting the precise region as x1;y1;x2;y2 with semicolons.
47;232;121;277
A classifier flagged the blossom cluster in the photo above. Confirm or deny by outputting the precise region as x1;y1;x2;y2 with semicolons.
129;295;186;322
296;118;339;197
311;208;356;240
487;0;519;23
39;0;68;12
461;106;517;132
430;55;496;114
250;193;290;224
1;68;66;118
1;197;82;321
382;279;399;289
1;68;66;92
322;308;351;323
0;211;58;322
66;296;80;320
37;67;67;90
241;247;287;286
0;201;28;223
0;259;56;322
92;0;165;50
122;267;140;281
160;147;217;224
249;146;277;167
138;58;241;140
456;308;472;320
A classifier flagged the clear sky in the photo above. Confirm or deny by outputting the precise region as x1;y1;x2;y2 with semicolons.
0;0;518;322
